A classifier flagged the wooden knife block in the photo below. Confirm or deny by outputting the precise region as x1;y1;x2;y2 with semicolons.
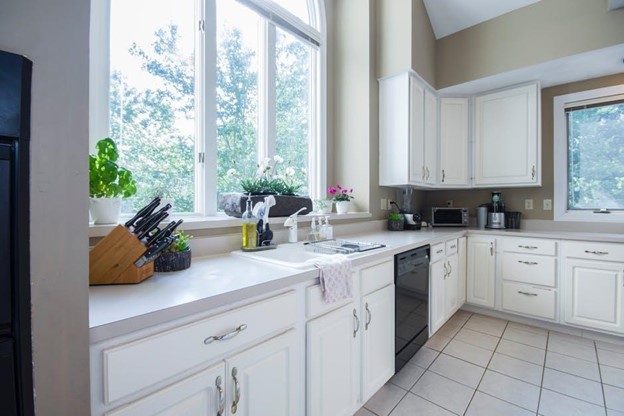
89;225;154;285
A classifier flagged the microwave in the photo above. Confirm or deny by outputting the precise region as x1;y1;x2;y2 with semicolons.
423;207;469;227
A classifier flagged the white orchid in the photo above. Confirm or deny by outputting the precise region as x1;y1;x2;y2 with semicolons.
285;166;295;176
273;155;284;164
226;168;238;177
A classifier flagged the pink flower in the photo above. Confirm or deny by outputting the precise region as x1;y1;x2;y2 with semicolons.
328;186;337;195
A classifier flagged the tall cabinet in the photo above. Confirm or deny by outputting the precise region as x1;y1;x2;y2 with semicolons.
438;98;470;187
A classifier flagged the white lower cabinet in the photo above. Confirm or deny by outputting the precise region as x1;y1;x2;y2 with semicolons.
430;238;464;335
466;236;496;308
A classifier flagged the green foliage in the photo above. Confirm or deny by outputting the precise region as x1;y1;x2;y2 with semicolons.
89;138;137;198
388;212;403;222
164;230;193;253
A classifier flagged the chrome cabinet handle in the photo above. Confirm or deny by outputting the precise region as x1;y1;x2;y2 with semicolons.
518;260;538;265
450;244;456;249
422;166;426;181
518;291;538;297
426;167;430;180
442;262;448;279
447;261;452;276
531;165;536;180
231;367;240;414
436;249;444;254
365;303;372;330
585;250;609;255
204;324;248;345
353;308;360;338
490;242;494;256
216;376;225;416
518;245;538;250
441;169;445;183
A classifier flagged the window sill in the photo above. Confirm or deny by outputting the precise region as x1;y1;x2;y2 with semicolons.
88;212;372;238
554;210;624;223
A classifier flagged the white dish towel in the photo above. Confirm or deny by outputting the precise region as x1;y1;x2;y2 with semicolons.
310;254;353;304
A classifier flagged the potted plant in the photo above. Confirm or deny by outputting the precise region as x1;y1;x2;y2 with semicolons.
387;212;405;231
328;184;354;214
89;137;137;224
154;230;193;272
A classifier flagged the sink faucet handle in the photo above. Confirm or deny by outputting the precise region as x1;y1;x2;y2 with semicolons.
285;208;307;243
289;207;307;219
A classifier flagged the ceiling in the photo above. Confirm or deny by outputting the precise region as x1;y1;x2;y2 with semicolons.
423;0;541;39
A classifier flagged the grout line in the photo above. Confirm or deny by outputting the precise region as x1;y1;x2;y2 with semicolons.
540;386;606;409
536;328;550;415
595;339;609;412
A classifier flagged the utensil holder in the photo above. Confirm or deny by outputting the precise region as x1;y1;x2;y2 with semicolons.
89;225;154;285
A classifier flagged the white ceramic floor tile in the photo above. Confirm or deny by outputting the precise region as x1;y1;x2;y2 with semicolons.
436;321;462;338
454;327;501;351
507;321;549;336
389;392;455;416
389;362;426;391
478;370;540;412
597;341;624;354
465;314;508;337
542;368;604;406
601;365;624;389
538;388;606;416
364;383;407;416
443;339;494;367
598;349;624;370
424;334;452;352
408;347;439;369
604;384;624;412
354;407;377;416
546;351;601;381
550;331;596;348
608;409;624;416
447;310;472;327
429;353;486;388
503;326;548;349
411;371;475;415
497;338;546;365
488;352;544;386
548;337;598;362
465;391;535;416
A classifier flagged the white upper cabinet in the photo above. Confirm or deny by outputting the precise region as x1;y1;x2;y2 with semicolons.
439;97;469;187
473;83;541;187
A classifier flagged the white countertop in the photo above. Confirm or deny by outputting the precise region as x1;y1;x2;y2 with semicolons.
89;226;624;342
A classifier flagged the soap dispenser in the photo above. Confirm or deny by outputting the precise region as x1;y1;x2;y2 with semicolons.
324;216;333;240
241;194;257;249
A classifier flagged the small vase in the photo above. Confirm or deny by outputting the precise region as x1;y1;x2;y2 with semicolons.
335;200;349;215
89;197;122;224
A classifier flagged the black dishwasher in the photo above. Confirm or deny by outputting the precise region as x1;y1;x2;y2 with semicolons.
395;246;430;372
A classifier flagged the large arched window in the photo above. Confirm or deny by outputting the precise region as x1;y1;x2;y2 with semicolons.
90;0;326;216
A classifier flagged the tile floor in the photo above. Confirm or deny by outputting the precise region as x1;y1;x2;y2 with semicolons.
356;311;624;416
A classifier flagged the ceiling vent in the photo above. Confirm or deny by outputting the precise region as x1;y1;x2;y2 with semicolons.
608;0;624;10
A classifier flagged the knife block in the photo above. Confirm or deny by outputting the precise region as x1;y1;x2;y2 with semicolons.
89;225;154;285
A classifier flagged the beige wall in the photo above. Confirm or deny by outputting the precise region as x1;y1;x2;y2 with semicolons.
426;73;624;220
436;0;624;89
411;0;436;87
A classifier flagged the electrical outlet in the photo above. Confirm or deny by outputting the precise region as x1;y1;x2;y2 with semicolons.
446;200;453;207
381;198;387;210
543;199;552;210
525;199;534;210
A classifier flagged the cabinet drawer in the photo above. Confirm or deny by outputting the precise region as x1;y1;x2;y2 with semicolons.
361;260;394;296
445;239;458;256
103;291;296;404
563;241;624;263
502;253;556;287
502;282;556;320
501;237;557;256
430;243;446;263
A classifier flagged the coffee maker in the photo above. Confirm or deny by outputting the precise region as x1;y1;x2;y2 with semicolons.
487;191;506;229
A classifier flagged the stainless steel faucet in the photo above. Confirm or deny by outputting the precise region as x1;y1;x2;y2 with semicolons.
283;208;307;243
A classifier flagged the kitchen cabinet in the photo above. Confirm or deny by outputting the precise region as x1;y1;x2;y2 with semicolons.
466;236;496;308
439;97;469;187
379;71;437;187
430;238;463;335
307;259;395;416
473;83;540;187
563;241;624;334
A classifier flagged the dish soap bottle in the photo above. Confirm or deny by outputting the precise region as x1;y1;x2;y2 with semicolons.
323;216;333;240
241;194;257;249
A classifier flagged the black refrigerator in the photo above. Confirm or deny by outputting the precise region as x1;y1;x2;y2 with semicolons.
0;49;34;416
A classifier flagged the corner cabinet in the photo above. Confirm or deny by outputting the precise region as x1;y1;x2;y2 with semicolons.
466;236;496;308
379;71;437;187
439;98;470;187
473;83;541;187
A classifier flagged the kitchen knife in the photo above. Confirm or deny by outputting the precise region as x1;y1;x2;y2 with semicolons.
147;219;183;247
134;235;178;268
135;211;170;241
133;204;171;235
124;197;161;228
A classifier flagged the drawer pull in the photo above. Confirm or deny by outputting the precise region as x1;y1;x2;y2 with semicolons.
203;324;248;345
436;249;444;254
353;309;360;338
216;376;225;416
231;367;240;414
518;245;538;250
450;244;456;249
518;291;538;297
365;303;372;330
584;250;609;256
518;260;538;265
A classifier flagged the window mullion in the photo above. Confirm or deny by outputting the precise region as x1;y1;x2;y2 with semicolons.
202;0;217;215
258;21;276;160
89;0;111;151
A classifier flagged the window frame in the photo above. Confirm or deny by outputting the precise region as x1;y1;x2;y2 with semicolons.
89;0;326;218
553;84;624;223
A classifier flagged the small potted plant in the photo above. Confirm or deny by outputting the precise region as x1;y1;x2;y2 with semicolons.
89;137;137;224
388;212;405;231
154;230;193;272
328;184;354;214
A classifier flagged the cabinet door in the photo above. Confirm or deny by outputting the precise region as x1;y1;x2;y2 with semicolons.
467;237;496;308
409;76;425;185
307;303;359;416
445;254;459;318
379;73;410;186
361;284;395;403
474;83;539;186
225;330;299;416
423;88;438;185
429;260;447;335
457;237;467;307
439;98;469;186
564;259;624;333
106;364;226;416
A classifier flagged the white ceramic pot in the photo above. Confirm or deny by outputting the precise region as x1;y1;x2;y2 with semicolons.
89;197;122;224
335;200;349;215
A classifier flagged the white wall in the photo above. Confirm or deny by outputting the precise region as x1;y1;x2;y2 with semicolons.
0;1;91;414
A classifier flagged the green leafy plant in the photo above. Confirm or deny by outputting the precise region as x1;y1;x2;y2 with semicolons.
164;230;193;253
228;155;304;195
89;138;137;198
388;212;403;221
